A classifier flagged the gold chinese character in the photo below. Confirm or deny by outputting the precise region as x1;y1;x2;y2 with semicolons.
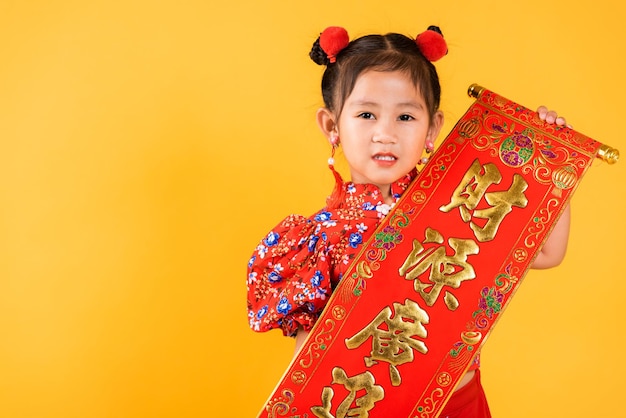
439;159;528;242
311;367;384;418
345;299;429;386
399;228;479;310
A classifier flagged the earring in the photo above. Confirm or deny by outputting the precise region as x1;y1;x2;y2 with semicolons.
418;140;435;165
328;132;339;166
326;132;345;208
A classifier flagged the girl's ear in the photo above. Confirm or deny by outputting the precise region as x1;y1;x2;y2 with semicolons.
427;110;444;143
316;107;338;143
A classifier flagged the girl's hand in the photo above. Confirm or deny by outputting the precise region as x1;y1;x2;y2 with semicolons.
536;105;573;128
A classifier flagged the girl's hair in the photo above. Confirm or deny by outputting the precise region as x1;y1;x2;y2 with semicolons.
309;30;443;122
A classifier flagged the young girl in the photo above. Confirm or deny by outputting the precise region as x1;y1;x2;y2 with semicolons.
247;25;570;417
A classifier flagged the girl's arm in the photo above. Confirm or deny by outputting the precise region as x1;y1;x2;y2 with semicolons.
531;203;570;269
530;106;571;269
294;327;310;355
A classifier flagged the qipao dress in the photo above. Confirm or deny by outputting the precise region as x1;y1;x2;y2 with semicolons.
246;171;416;337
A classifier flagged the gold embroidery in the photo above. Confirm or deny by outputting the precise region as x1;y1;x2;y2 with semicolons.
345;299;429;386
399;229;478;310
312;367;384;418
440;159;528;242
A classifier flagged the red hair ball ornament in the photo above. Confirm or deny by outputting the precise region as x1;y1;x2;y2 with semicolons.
320;26;350;63
415;26;447;62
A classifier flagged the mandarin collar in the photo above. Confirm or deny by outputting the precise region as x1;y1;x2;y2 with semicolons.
340;169;418;216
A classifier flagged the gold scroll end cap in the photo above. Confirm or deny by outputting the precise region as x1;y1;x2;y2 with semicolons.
597;144;620;164
467;83;485;99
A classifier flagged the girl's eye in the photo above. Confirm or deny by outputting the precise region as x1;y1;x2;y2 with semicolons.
358;112;375;119
399;114;414;121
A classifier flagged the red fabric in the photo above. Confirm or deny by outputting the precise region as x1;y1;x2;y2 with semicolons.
246;171;415;336
439;370;492;418
468;353;481;371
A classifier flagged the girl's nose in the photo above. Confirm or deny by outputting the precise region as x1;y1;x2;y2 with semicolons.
372;120;397;144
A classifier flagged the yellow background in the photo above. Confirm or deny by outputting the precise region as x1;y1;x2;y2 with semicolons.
1;1;624;417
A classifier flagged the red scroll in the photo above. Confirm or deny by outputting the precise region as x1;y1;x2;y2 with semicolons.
259;85;618;418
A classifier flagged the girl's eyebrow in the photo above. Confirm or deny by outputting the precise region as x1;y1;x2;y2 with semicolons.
347;99;379;107
348;99;425;110
398;101;425;110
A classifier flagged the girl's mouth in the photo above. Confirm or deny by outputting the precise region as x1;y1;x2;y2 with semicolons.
374;154;397;162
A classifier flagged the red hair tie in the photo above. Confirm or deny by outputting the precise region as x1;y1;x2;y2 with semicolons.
320;26;350;63
415;26;447;62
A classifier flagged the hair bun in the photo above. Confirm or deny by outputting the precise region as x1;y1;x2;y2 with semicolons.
426;25;443;36
309;27;350;66
415;26;447;62
309;37;330;66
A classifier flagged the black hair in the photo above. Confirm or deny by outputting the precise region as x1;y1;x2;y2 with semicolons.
309;29;443;121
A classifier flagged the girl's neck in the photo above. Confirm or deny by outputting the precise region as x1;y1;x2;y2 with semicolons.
382;188;394;204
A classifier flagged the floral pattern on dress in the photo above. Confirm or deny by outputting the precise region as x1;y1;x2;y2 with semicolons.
246;170;416;336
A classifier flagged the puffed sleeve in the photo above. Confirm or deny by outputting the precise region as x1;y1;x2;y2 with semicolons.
246;214;333;337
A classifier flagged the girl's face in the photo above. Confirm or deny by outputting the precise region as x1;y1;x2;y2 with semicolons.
335;70;443;201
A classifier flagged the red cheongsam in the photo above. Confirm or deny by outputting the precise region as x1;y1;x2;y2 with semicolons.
246;171;415;337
